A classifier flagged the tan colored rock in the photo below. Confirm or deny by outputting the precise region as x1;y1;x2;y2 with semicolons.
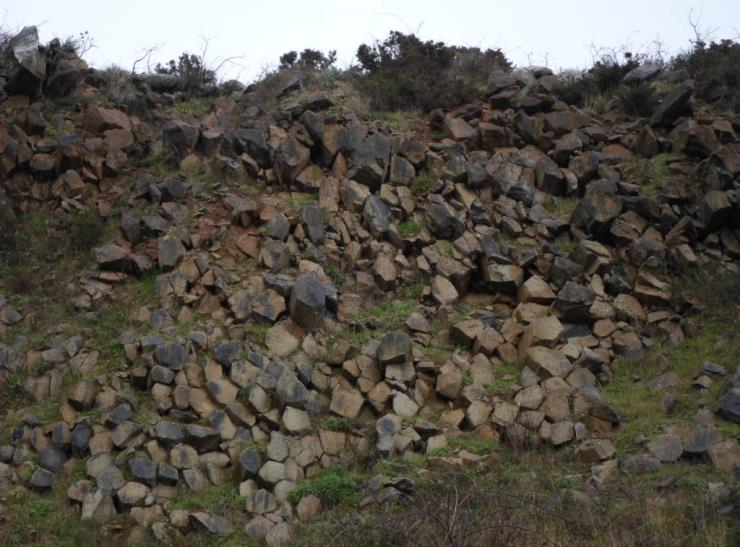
514;385;544;410
265;325;299;357
330;387;364;419
518;275;556;304
436;363;462;399
431;275;459;305
525;347;572;378
518;315;563;354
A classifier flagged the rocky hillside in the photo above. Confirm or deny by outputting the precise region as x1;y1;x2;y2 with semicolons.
0;26;738;546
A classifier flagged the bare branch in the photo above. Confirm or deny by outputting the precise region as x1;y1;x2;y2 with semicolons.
131;43;163;74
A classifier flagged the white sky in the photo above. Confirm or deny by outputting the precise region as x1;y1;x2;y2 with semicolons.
4;0;739;82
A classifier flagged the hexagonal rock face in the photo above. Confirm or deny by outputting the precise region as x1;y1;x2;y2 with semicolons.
525;347;573;379
289;274;334;331
67;380;97;410
154;341;187;369
363;194;393;237
376;332;412;366
330;387;364;419
274;137;310;185
162;120;199;160
647;434;683;463
157;235;186;272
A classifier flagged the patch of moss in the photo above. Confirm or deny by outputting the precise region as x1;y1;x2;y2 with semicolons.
287;466;358;507
397;218;421;238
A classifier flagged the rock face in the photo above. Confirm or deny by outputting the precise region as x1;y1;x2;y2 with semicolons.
1;34;739;546
6;26;46;97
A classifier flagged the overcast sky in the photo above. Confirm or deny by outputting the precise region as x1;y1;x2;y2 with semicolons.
4;0;739;82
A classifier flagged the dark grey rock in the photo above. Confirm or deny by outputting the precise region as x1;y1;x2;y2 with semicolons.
38;445;66;473
303;203;325;245
214;341;242;367
185;424;221;453
154;342;187;369
158;462;179;486
363;194;393;237
155;420;184;448
30;468;54;493
376;332;412;366
289;274;334;331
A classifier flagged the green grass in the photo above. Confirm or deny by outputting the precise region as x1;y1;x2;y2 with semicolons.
372;110;423;132
287;466;358;507
448;434;496;455
136;270;159;301
43;125;61;139
486;361;521;396
244;322;270;345
237;386;252;402
542;195;580;220
323;264;346;286
423;345;452;362
0;463;111;546
651;152;670;179
621;152;673;197
551;239;578;255
170;482;241;512
604;266;739;453
175;98;212;117
397;218;421;238
321;416;358;432
409;171;435;195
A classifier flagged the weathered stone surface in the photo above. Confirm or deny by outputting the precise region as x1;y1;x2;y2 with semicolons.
289;274;333;331
377;332;412;366
647;434;683;463
162;120;199;159
363;194;393;237
525;347;572;379
650;82;692;127
330;387;364;419
265;325;299;357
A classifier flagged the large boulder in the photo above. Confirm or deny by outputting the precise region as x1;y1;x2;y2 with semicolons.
288;274;335;330
571;179;623;238
45;45;89;97
650;82;693;127
363;194;393;237
5;26;45;98
162;121;200;160
347;133;390;191
274;137;310;185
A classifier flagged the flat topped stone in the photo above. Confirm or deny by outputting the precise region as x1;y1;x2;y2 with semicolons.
525;346;573;378
376;331;412;366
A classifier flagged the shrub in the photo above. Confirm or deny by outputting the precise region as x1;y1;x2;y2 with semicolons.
288;467;358;507
616;82;658;117
553;48;660;109
279;48;337;71
92;65;150;114
58;30;94;58
672;39;740;112
353;31;511;111
154;52;217;93
65;209;105;252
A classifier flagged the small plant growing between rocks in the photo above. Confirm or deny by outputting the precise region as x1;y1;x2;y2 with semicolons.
287;467;358;507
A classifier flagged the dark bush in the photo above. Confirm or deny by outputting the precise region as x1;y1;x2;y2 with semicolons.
279;48;337;71
616;82;658;117
353;31;511;111
154;52;217;92
553;50;658;113
589;51;641;92
672;39;740;112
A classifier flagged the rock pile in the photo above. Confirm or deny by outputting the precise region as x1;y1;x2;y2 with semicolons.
0;26;738;544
